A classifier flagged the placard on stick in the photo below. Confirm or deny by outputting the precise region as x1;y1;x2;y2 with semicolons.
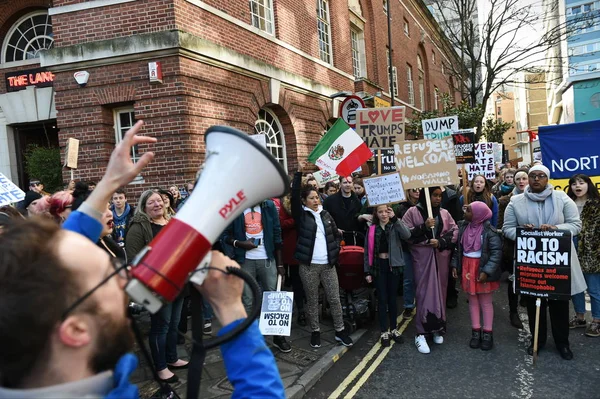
394;137;460;190
452;129;475;164
514;228;572;300
64;138;79;169
0;173;26;206
466;142;495;180
363;173;406;206
258;291;294;336
422;115;458;140
374;148;397;174
355;106;405;149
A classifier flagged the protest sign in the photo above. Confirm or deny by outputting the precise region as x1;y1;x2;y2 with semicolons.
539;120;600;191
493;143;503;164
394;136;460;190
355;106;405;149
514;228;572;300
313;169;339;187
452;129;475;164
63;138;80;169
258;291;294;336
422;115;458;140
363;173;406;206
466;142;495;180
374;148;397;174
0;173;26;206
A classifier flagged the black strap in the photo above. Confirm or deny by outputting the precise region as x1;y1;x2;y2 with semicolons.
186;288;206;399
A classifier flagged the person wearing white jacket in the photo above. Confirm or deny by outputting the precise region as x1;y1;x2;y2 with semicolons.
502;165;587;360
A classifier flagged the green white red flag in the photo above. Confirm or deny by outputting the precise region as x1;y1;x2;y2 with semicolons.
308;119;372;176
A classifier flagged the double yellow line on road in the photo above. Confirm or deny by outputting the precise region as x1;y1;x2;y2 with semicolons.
328;313;414;399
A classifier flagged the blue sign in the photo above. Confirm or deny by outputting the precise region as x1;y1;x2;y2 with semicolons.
539;120;600;180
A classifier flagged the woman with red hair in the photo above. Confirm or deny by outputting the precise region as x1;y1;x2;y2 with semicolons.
48;191;74;223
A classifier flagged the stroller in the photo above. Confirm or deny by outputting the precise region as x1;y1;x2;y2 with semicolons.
335;232;375;332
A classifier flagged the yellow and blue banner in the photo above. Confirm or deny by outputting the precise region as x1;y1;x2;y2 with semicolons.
538;120;600;191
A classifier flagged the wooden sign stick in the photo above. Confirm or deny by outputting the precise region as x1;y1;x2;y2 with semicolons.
533;298;541;366
424;189;436;235
462;165;469;205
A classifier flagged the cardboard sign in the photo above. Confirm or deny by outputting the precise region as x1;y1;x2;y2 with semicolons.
363;173;406;206
374;148;397;174
422;115;459;140
313;169;339;187
355;106;406;149
0;173;26;206
250;134;267;149
452;130;475;164
258;291;294;336
339;95;365;128
515;228;571;300
466;142;495;180
493;143;503;164
64;138;80;169
394;137;460;189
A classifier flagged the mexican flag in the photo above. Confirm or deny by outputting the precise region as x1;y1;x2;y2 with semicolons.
308;119;372;176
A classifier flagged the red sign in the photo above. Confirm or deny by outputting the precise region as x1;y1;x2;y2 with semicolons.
5;68;55;92
339;95;365;129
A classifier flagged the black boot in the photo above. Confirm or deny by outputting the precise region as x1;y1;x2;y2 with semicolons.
510;312;524;329
481;331;493;351
469;329;481;349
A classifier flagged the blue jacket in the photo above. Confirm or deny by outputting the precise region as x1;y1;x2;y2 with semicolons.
223;200;282;264
61;210;285;398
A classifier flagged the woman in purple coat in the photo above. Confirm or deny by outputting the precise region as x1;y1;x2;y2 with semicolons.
402;187;458;354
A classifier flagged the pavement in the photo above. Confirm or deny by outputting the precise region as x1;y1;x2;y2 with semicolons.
128;304;370;399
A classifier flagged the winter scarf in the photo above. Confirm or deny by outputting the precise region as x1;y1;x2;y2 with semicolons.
461;201;492;253
523;184;559;226
499;183;515;196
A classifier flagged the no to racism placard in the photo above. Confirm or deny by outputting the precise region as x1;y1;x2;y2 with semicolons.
313;169;339;187
452;129;476;164
422;115;458;140
0;173;26;206
394;137;460;189
466;142;495;180
363;173;406;206
514;228;571;300
356;106;406;149
259;291;294;336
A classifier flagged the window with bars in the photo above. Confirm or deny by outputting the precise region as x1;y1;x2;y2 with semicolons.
317;0;332;64
249;0;274;34
2;11;54;63
407;64;415;105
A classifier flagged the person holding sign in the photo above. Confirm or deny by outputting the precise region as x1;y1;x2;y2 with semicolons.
402;187;458;354
503;165;587;360
460;175;499;227
364;204;411;347
451;202;502;350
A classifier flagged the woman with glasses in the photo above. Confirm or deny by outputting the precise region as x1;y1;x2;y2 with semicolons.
126;190;188;382
503;165;587;360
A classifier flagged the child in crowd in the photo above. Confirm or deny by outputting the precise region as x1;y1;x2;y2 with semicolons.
452;202;502;350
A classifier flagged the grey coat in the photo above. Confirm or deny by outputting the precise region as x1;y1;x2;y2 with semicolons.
364;218;411;272
502;190;587;295
451;221;503;282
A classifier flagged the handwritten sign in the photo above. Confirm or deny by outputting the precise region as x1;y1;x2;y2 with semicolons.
0;173;26;206
452;129;475;164
356;106;405;149
422;115;458;140
394;137;460;189
515;228;571;300
466;142;495;180
313;169;339;187
64;138;80;169
259;291;294;336
363;173;406;206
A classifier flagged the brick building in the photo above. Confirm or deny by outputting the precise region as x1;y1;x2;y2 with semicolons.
0;0;460;192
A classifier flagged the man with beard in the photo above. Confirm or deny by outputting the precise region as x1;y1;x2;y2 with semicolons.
0;121;284;398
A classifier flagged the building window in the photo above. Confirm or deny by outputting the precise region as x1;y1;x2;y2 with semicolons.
434;87;439;110
432;51;436;65
383;0;388;14
497;106;502;116
249;0;274;34
403;18;410;36
417;55;425;109
407;64;415;105
114;107;144;183
2;11;54;63
254;109;287;172
350;27;366;78
317;0;333;64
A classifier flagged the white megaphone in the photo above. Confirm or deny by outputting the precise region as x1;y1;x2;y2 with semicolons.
125;126;289;313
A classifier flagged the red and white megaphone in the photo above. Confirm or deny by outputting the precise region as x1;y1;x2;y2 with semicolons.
125;126;289;313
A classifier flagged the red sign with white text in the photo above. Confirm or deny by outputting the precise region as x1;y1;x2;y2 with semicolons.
5;68;55;92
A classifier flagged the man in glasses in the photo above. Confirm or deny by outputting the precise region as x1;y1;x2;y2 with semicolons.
0;121;284;398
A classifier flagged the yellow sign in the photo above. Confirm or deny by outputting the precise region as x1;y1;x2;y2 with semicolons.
374;96;390;108
551;176;600;192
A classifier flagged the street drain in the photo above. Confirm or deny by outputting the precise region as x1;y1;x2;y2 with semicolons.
276;346;319;367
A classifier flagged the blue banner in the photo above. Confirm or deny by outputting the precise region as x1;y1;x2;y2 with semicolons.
538;120;600;180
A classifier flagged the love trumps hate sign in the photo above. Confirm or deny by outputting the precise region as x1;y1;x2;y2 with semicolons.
394;137;460;190
355;106;406;149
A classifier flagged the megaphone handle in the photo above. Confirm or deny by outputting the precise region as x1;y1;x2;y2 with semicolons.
276;274;282;292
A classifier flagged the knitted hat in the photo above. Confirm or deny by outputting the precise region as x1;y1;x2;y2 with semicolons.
528;165;550;179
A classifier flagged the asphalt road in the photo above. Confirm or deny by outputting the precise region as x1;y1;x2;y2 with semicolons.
308;279;600;399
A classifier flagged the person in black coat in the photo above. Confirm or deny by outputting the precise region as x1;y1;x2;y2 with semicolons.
323;175;364;246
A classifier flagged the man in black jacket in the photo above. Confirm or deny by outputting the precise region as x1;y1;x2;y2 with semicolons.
323;175;364;246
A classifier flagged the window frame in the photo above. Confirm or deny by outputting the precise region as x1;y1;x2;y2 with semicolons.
113;106;144;184
1;10;54;64
403;18;410;37
254;108;288;173
317;0;333;64
249;0;275;35
407;64;415;105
